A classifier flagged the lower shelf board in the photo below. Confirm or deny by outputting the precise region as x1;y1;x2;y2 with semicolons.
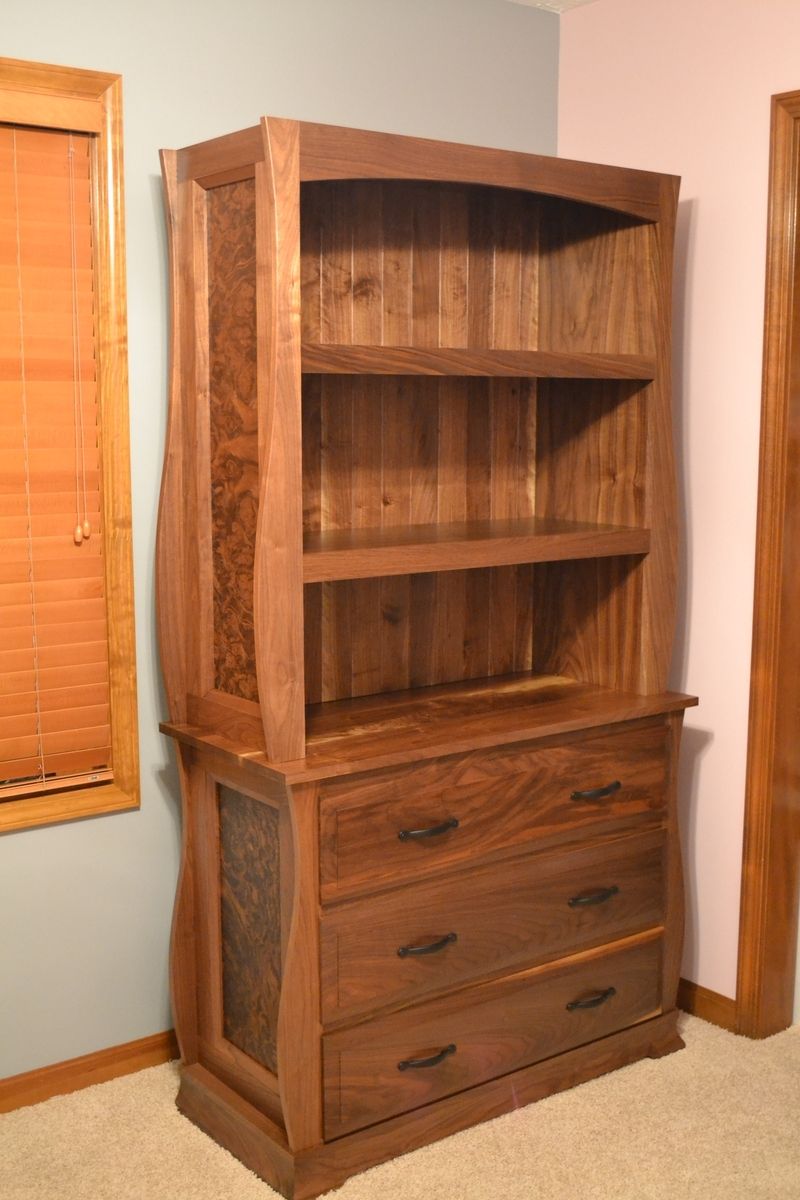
177;1010;683;1200
302;516;650;582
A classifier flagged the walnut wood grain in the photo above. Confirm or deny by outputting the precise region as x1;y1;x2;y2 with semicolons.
157;149;188;724
301;343;656;379
296;121;669;222
319;719;670;899
276;781;322;1151
661;711;686;1013
323;932;663;1138
164;677;697;786
252;117;306;762
303;517;649;582
168;744;198;1065
534;379;648;691
320;829;665;1022
301;374;537;701
219;785;281;1073
177;1012;681;1200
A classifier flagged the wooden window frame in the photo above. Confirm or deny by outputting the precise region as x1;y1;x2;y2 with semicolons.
0;57;138;833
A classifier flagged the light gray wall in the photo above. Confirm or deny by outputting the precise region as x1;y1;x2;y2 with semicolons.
1;0;558;1077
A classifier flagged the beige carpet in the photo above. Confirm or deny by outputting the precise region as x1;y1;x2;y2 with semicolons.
1;1016;798;1199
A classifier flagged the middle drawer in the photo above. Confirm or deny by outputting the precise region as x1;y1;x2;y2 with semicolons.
320;829;665;1024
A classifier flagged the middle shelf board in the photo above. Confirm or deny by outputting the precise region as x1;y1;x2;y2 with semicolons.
301;343;657;381
302;517;650;582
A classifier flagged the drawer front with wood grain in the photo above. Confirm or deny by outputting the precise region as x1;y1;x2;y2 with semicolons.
323;934;662;1138
319;721;669;899
320;830;665;1023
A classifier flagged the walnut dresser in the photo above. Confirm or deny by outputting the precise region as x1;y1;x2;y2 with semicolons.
156;116;697;1198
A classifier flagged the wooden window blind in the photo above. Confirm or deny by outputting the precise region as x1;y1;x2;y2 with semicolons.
0;126;113;799
0;58;138;832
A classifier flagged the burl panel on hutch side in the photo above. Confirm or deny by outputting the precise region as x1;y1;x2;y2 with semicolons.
157;116;696;1199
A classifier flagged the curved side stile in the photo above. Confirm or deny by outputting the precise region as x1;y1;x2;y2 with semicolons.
651;708;686;1059
276;783;322;1151
253;117;306;764
156;149;188;722
158;149;197;1064
638;174;680;694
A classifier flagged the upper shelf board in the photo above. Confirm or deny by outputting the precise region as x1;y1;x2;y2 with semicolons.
303;517;650;582
301;344;657;381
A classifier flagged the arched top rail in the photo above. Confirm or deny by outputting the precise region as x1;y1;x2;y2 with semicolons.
175;117;677;224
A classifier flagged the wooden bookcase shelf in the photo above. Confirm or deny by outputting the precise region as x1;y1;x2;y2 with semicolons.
158;117;695;1199
301;343;657;380
302;517;650;582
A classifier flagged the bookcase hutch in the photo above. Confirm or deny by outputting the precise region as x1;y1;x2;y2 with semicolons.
157;117;696;1198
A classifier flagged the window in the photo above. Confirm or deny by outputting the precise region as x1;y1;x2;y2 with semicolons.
0;58;138;832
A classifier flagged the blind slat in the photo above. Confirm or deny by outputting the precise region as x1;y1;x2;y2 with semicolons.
2;681;110;718
0;596;107;631
0;575;104;606
0;659;109;697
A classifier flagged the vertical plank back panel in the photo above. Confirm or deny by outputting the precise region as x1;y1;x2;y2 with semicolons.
300;182;542;352
302;375;537;702
534;378;649;690
538;201;657;356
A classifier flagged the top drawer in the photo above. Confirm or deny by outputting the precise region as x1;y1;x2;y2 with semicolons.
319;719;670;900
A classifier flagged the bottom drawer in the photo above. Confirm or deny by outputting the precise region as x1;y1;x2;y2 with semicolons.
323;934;662;1139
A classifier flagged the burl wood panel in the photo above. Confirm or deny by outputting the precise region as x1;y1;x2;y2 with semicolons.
207;179;259;703
219;784;281;1074
302;375;536;701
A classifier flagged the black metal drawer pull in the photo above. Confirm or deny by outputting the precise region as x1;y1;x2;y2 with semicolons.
397;932;457;958
398;1043;457;1071
566;986;617;1011
397;817;459;842
570;780;622;802
568;885;620;908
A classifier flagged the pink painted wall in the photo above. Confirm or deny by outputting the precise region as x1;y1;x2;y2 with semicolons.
559;0;800;1009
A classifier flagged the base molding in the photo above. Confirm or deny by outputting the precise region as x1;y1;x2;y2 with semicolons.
0;1029;179;1114
678;978;738;1032
178;1011;683;1200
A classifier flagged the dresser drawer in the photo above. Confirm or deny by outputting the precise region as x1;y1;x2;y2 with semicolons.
319;721;669;899
320;830;665;1022
323;934;662;1138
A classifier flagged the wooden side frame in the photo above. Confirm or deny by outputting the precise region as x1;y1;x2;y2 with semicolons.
736;89;800;1036
0;57;138;833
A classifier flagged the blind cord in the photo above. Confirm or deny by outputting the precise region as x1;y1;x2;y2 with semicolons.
11;129;46;789
68;135;90;544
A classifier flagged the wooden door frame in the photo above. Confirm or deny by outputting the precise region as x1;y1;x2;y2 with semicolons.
736;89;800;1037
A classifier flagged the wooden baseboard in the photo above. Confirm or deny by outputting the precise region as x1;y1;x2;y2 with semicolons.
0;1029;179;1114
678;978;738;1032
